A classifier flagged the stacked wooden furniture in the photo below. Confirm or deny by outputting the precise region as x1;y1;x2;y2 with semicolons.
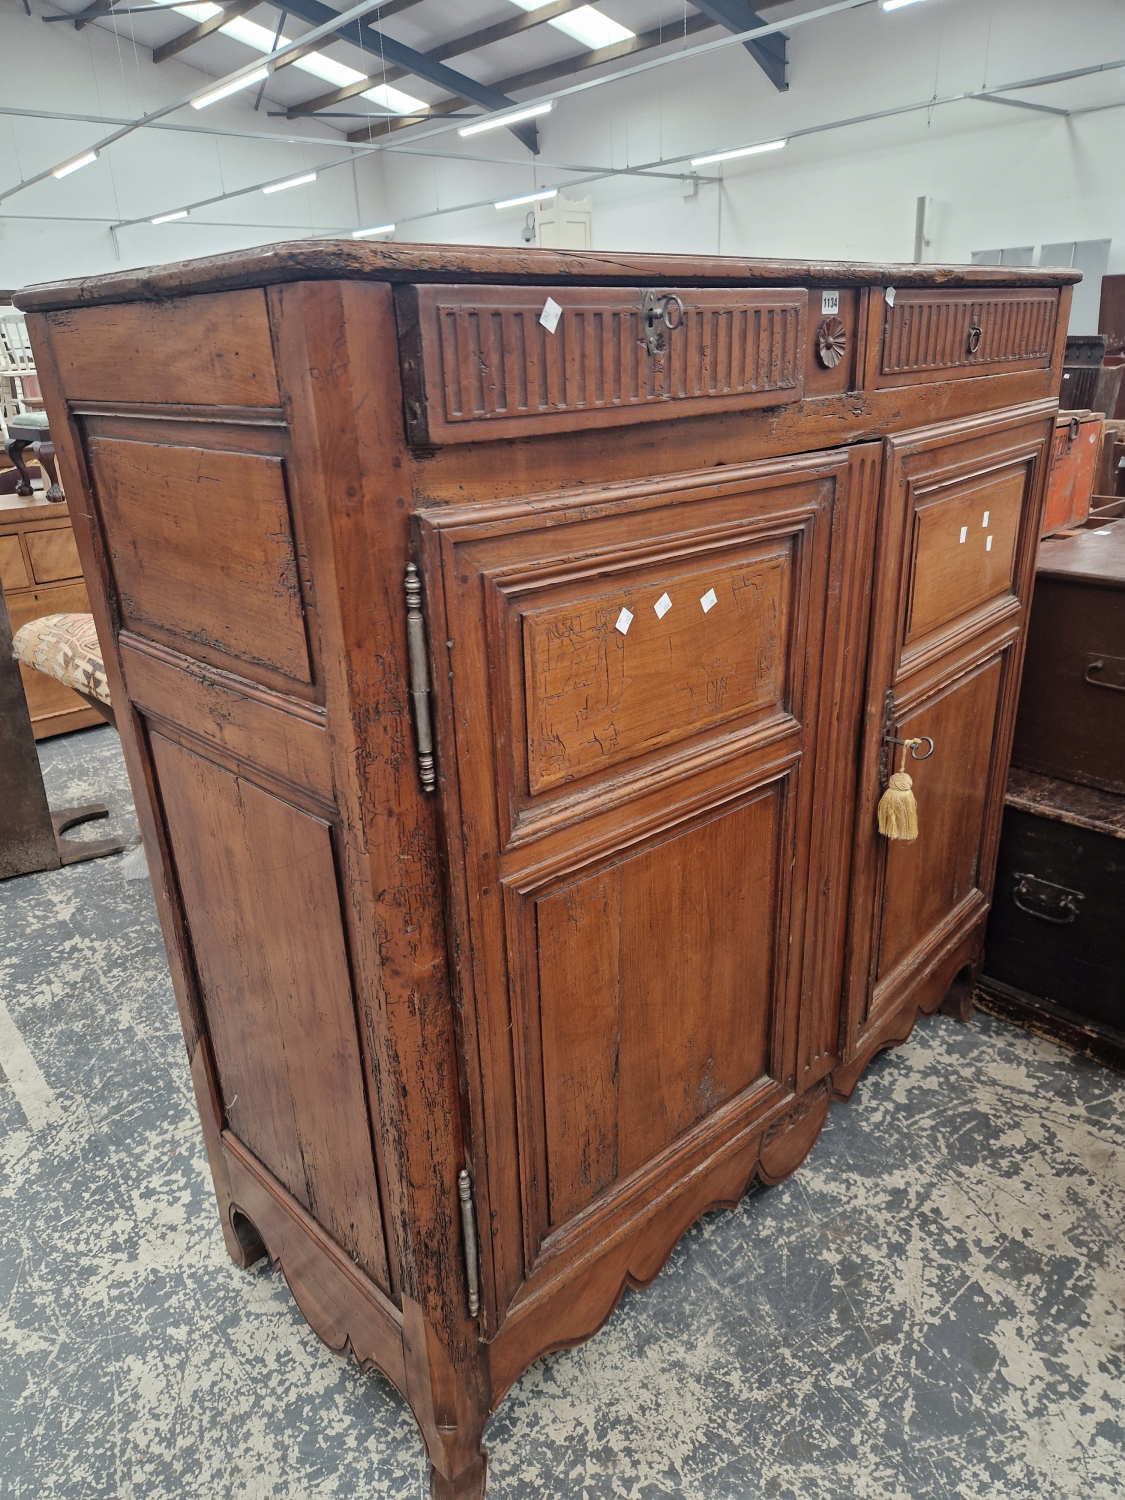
17;245;1076;1498
981;524;1125;1068
0;490;101;738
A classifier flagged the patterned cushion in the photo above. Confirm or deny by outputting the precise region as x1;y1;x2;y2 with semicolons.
12;613;111;705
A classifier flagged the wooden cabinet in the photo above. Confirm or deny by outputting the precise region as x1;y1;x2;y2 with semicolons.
0;493;100;738
17;246;1074;1499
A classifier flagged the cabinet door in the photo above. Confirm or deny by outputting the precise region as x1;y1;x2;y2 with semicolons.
419;444;879;1336
843;403;1054;1057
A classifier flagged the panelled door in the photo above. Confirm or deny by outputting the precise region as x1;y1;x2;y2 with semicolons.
843;402;1055;1055
419;444;880;1335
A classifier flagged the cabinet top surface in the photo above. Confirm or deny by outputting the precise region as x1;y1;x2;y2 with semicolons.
15;239;1081;314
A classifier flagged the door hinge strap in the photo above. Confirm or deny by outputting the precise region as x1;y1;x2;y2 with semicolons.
458;1167;481;1319
404;563;436;793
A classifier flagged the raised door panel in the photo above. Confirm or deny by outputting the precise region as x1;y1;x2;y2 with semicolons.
85;437;317;695
535;790;779;1228
42;290;281;407
149;731;390;1291
875;657;1003;984
420;444;879;1334
843;403;1053;1054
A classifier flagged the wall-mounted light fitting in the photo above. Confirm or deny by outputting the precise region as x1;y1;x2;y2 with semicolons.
53;150;99;179
353;223;395;238
690;138;787;167
495;187;557;211
151;210;188;224
459;101;553;138
263;172;317;194
191;67;270;110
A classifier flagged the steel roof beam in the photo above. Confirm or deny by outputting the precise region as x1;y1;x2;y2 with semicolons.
345;14;716;143
152;0;421;62
262;0;541;151
286;0;591;118
689;1;787;90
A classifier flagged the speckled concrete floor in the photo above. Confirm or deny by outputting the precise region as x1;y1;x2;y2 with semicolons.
2;725;1124;1500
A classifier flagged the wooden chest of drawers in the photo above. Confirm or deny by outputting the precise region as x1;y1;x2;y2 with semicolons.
0;491;100;738
17;245;1076;1497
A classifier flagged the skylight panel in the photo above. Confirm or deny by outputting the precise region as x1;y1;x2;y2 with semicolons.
362;81;430;114
507;1;634;50
173;3;223;20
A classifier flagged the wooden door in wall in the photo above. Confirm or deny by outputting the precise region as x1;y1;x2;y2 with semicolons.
842;402;1055;1058
419;443;880;1351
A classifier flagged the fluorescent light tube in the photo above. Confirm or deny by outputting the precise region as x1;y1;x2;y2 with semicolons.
151;210;188;224
494;187;557;210
353;223;395;238
263;172;317;194
460;101;553;138
53;150;98;179
690;138;787;167
191;67;270;109
882;0;926;8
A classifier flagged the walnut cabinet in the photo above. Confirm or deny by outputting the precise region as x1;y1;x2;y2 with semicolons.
17;246;1075;1497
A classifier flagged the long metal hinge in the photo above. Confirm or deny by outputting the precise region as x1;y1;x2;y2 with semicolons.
457;1168;481;1318
404;563;436;793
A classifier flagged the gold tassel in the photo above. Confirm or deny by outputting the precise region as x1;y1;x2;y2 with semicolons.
878;739;922;842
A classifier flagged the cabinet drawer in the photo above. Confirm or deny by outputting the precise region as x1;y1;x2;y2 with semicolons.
872;288;1059;389
397;284;807;444
26;526;82;583
0;534;30;590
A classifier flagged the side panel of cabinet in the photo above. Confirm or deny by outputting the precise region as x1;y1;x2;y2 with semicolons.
420;443;880;1345
842;403;1054;1061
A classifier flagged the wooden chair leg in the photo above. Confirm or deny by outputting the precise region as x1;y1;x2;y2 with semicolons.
32;440;64;502
4;437;34;497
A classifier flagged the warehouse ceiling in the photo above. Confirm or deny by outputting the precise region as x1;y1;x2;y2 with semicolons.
39;0;794;155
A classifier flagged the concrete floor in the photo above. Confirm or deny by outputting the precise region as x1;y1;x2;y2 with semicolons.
2;724;1124;1499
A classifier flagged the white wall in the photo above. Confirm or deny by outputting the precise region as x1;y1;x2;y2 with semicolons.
378;0;1125;298
2;0;1124;297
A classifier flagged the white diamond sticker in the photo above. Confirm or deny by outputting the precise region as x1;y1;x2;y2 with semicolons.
885;286;896;307
539;297;562;333
982;511;990;526
654;592;672;619
959;526;968;543
700;588;718;613
986;535;993;551
615;607;633;635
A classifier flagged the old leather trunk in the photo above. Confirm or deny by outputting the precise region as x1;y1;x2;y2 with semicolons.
16;244;1076;1499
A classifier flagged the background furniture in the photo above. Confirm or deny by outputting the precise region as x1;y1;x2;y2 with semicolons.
981;524;1125;1070
5;411;63;501
1;490;100;738
17;244;1076;1499
1042;409;1102;536
0;311;42;426
0;591;121;880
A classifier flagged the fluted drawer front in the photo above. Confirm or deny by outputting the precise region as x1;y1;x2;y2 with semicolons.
397;284;807;443
875;287;1059;387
